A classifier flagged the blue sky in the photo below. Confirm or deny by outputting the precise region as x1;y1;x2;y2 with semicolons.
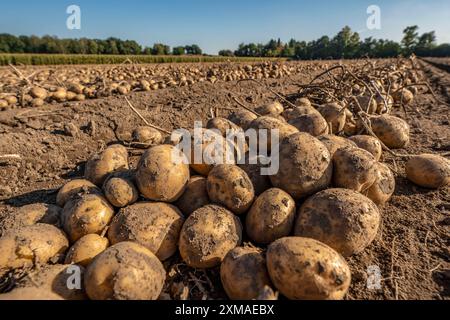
1;0;449;54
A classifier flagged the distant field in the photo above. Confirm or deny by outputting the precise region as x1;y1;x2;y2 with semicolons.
0;54;287;66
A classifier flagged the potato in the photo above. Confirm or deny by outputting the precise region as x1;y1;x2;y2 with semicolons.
282;105;319;121
176;176;210;216
367;163;395;206
406;154;450;189
238;153;271;196
332;147;378;193
270;132;332;199
31;98;45;107
132;126;163;147
294;188;380;257
62;194;115;242
56;179;101;207
266;237;351;300
84;242;166;300
103;171;139;208
220;246;272;300
108;202;184;260
136;144;190;202
370;115;410;149
294;97;312;107
0;287;63;300
255;101;284;116
0;224;68;276
65;234;109;267
206;164;255;214
392;88;414;105
206;117;244;137
85;144;129;186
318;134;357;157
30;87;48;99
317;102;346;133
288;112;329;136
354;95;377;114
247;116;298;151
228;109;257;130
349;135;383;161
179;205;242;268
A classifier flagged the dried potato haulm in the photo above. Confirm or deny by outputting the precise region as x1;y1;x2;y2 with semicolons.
266;237;351;300
406;154;450;189
65;234;109;267
370;115;410;149
107;202;184;260
178;204;242;268
349;135;383;161
392;88;414;105
56;179;101;207
270;132;332;199
84;242;166;300
136;144;190;202
220;246;272;300
85;144;129;186
175;176;210;216
294;188;380;257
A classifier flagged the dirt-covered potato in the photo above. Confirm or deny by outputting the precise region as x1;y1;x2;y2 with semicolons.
367;163;395;206
228;109;258;130
206;164;255;214
84;241;166;300
406;154;450;189
246;188;295;244
294;97;312;107
56;179;101;207
294;188;380;256
136;144;190;202
220;246;272;300
65;234;109;267
238;153;271;196
255;101;284;116
288;112;329;136
175;176;210;216
85;144;129;186
270;132;332;199
206;117;244;137
349;135;383;161
317;102;346;134
62;194;115;242
103;171;139;208
179;205;242;268
247;116;298;151
108;202;184;260
333;147;378;193
132;126;163;147
266;237;351;300
318;135;357;157
282;105;319;121
370;115;410;149
392;88;414;105
0;287;63;300
353;95;377;114
0;224;69;277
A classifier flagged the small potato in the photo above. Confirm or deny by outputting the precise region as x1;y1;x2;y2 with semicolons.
294;188;380;257
0;287;63;300
179;205;242;268
176;176;210;216
246;188;295;244
30;87;48;99
392;88;414;105
56;179;101;207
65;234;109;267
207;164;255;214
247;116;298;151
238;153;271;196
108;202;184;260
206;117;244;137
85;144;129;186
349;135;383;161
31;98;45;107
103;171;139;208
52;89;67;102
317;102;346;134
228;109;258;130
318;135;357;157
132;126;163;147
84;242;166;300
136;144;190;202
266;237;351;300
370;115;410;149
288;113;329;136
367;163;395;206
294;97;312;107
333;147;378;193
255;101;284;116
220;246;272;300
0;99;8;109
270;132;332;199
4;95;18;105
282;105;319;121
62;194;115;242
406;154;450;189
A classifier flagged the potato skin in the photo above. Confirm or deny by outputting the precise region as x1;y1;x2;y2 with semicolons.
228;109;257;130
84;242;166;300
132;126;163;147
255;101;284;116
206;117;243;137
318;135;357;157
266;237;351;300
370;115;410;149
247;116;298;151
85;144;129;186
367;163;395;206
294;188;380;257
179;205;242;268
246;188;296;244
220;246;272;300
288;113;329;137
349;135;383;161
103;171;139;208
56;179;101;207
136;144;190;202
108;202;184;261
406;154;450;189
270;132;333;199
176;176;210;216
317;102;346;134
282;105;319;121
65;234;109;267
207;164;255;214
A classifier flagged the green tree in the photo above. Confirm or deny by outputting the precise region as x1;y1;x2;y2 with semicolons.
173;46;185;55
152;43;170;55
218;49;234;56
402;25;419;55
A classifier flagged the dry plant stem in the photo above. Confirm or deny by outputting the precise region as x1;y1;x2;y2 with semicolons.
0;154;21;160
231;96;261;117
308;65;345;85
8;63;32;86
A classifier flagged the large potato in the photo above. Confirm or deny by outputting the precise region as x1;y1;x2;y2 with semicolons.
65;234;109;267
84;242;166;300
85;144;129;186
246;188;295;244
266;237;351;300
317;102;346;134
228;109;257;130
207;164;255;214
179;205;242;268
132;126;163;147
288;112;329;136
406;154;450;189
349;135;383;161
282;105;319;121
370;115;410;149
103;171;139;208
270;132;332;199
56;179;101;207
108;202;184;260
206;117;244;137
175;176;210;216
247;116;298;151
136;144;190;202
255;101;284;116
318;134;357;157
294;188;380;257
367;163;395;206
62;194;115;243
220;246;272;300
